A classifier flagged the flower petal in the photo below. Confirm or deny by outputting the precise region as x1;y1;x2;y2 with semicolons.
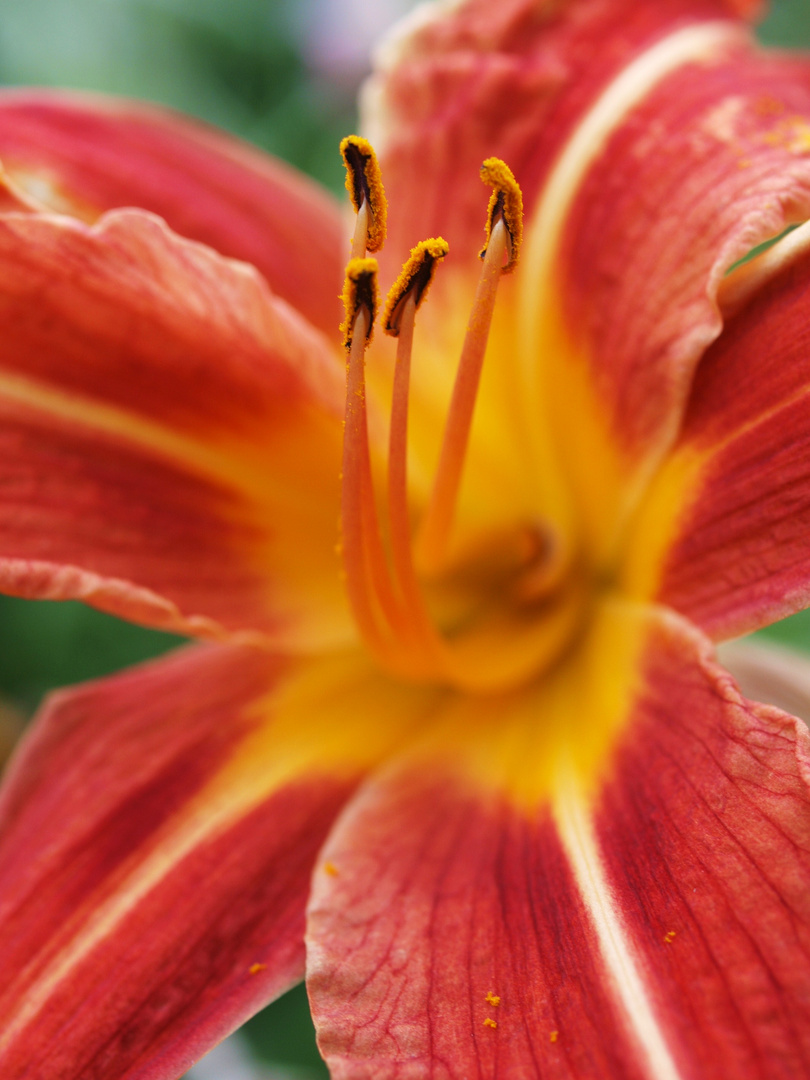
623;224;810;640
0;90;344;336
0;643;438;1080
367;1;810;561
307;602;810;1078
592;613;810;1080
0;208;349;648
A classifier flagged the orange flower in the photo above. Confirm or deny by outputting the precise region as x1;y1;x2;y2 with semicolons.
1;2;810;1078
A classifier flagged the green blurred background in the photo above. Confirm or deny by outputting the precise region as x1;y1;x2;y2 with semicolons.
0;0;808;1076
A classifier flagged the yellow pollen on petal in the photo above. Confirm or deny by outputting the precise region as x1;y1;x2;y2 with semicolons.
663;930;677;944
755;95;785;116
341;258;379;350
760;115;810;154
550;1030;559;1043
340;135;388;255
485;991;501;1007
479;157;523;272
249;963;267;975
324;861;340;877
383;237;449;336
483;1018;498;1029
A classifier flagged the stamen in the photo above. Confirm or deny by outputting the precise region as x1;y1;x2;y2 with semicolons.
340;259;402;661
336;143;566;691
383;240;449;657
415;158;523;576
340;135;388;257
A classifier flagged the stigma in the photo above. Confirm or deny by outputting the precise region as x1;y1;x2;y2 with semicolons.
338;138;582;694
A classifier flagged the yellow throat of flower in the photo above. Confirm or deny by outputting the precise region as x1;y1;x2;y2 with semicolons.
338;136;587;695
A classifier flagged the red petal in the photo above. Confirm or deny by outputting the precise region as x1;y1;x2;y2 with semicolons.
0;645;333;1079
308;776;650;1079
593;613;810;1079
0;90;344;336
369;1;810;559
370;0;758;261
307;606;810;1078
0;210;349;647
0;645;437;1079
0;404;286;639
624;227;810;639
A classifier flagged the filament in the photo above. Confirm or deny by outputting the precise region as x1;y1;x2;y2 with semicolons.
415;217;509;576
340;260;404;667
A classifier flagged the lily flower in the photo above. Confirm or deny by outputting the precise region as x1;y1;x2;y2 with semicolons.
1;0;810;1077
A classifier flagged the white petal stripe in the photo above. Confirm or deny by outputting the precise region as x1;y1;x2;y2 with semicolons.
555;772;684;1080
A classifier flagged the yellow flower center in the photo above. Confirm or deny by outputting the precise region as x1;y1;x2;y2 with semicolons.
338;137;587;694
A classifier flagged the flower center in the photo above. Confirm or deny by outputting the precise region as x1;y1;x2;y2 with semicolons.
338;136;586;694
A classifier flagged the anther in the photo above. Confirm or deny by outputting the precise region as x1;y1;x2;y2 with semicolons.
340;135;388;257
341;257;378;350
479;157;523;272
383;237;449;335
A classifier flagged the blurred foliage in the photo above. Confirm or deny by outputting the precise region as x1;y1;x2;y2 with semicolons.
241;982;327;1077
0;595;181;713
759;0;810;46
756;607;810;648
0;1;808;1077
0;0;356;192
